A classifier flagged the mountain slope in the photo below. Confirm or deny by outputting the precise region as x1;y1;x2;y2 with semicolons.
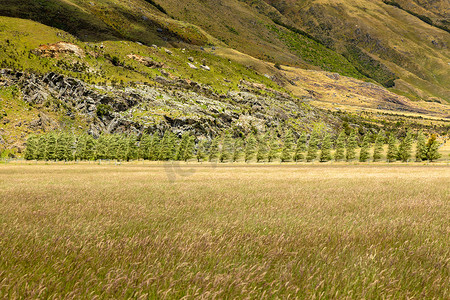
1;0;448;103
1;1;450;155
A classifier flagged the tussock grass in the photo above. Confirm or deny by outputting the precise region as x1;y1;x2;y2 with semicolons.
0;164;449;298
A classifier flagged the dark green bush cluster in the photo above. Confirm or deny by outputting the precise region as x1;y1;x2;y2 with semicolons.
23;129;442;163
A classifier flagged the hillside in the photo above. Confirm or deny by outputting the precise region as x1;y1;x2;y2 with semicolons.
0;0;449;155
1;0;449;103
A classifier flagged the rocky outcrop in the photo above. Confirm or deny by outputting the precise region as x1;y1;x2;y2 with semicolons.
126;54;165;68
32;42;85;58
0;69;336;140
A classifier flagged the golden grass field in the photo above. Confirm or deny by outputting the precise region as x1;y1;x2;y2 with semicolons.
0;163;449;298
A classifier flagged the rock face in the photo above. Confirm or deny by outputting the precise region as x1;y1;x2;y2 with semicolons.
126;54;165;68
32;42;85;58
0;68;336;140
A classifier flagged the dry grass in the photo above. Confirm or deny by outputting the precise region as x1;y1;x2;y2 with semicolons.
0;163;449;298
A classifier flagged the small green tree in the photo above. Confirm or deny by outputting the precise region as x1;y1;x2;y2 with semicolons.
415;131;427;162
397;130;413;162
126;136;138;161
334;131;346;161
320;133;333;162
232;138;244;162
425;134;441;162
159;131;176;161
117;135;130;161
306;131;319;162
244;133;257;162
36;135;48;160
24;134;39;160
345;130;358;161
75;134;87;161
281;130;295;162
176;133;190;161
148;134;161;161
55;133;67;161
84;135;97;161
208;136;220;162
139;134;153;160
359;134;371;162
184;135;195;162
267;132;279;162
373;130;385;162
107;135;119;160
256;133;269;162
45;133;58;161
220;131;233;163
386;133;398;162
95;134;109;160
196;139;207;162
294;132;307;162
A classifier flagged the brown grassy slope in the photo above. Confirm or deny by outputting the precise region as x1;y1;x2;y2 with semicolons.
0;164;448;298
261;0;450;103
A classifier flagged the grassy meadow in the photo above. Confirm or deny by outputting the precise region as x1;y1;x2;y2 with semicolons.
0;163;449;298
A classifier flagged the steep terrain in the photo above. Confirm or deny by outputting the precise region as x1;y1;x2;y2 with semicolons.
0;0;449;155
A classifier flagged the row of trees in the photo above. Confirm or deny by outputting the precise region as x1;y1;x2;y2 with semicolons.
24;129;442;163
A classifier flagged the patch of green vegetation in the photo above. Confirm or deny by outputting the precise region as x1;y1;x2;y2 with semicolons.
142;0;168;14
269;25;364;79
225;25;239;35
343;45;398;88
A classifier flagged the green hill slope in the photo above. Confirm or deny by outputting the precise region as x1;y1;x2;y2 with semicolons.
1;0;448;103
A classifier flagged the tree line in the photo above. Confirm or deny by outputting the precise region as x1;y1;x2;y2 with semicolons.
24;129;442;163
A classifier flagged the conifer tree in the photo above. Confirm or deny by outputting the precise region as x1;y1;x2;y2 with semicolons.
139;134;152;160
386;133;398;162
267;132;279;162
320;133;333;162
84;135;97;161
24;135;39;160
373;130;385;162
232;138;244;162
397;130;413;162
116;135;128;161
281;130;295;162
148;134;161;161
127;136;138;161
55;133;65;161
294;132;307;162
256;133;269;163
66;134;76;161
107;134;119;160
95;134;109;160
220;131;233;163
244;133;257;162
196;139;207;162
45;133;58;161
36;135;48;160
345;130;358;161
425;134;441;162
159;131;176;161
334;131;346;161
359;134;371;162
75;134;87;161
184;135;195;162
415;131;427;162
176;133;189;161
306;131;319;162
208;136;220;162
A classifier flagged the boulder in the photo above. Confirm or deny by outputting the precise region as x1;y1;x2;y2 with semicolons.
32;42;85;58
